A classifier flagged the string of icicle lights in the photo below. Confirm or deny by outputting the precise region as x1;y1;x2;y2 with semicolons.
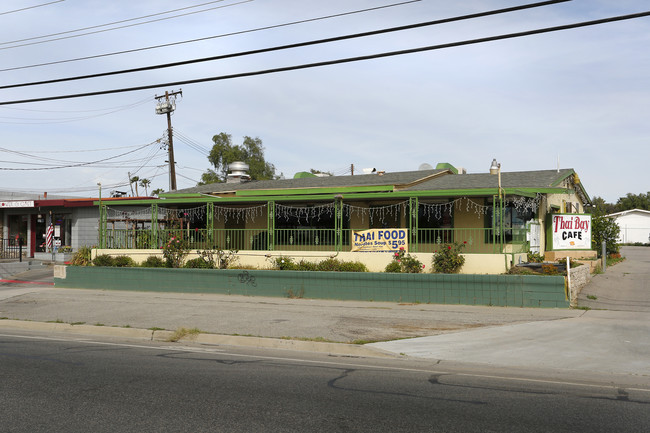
103;195;542;224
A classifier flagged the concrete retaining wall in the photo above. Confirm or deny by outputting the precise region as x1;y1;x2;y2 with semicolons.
92;249;525;274
54;266;569;308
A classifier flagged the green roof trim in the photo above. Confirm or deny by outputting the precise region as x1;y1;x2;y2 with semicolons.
293;171;318;179
435;162;458;174
235;184;394;197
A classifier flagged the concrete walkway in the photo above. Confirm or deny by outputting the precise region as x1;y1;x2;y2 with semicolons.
371;247;650;376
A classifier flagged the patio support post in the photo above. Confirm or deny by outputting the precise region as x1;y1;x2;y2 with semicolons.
267;201;275;251
409;197;418;252
98;204;107;249
335;197;343;252
151;204;158;249
206;202;214;248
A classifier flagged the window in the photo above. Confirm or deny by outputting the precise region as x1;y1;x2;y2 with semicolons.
486;199;535;243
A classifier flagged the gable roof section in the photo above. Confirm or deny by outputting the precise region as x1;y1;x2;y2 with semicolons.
170;169;449;197
606;209;650;218
404;168;590;203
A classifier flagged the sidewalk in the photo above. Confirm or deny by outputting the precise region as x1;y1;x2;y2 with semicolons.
1;247;648;377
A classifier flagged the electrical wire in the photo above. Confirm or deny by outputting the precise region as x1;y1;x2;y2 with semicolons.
0;0;569;89
0;0;250;48
2;9;648;106
0;1;64;16
173;129;211;156
0;141;159;170
0;97;152;124
0;0;422;72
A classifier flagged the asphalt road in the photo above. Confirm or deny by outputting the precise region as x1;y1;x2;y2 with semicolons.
1;331;649;433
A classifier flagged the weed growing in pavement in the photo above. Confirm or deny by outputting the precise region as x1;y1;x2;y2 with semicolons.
167;327;202;342
286;287;305;299
586;295;598;300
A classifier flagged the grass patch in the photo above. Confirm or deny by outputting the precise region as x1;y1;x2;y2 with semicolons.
70;322;86;326
94;323;105;326
148;327;165;331
573;306;591;311
586;295;597;300
167;327;202;342
46;319;64;323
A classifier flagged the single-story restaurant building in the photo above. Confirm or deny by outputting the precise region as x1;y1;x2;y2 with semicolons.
92;162;595;273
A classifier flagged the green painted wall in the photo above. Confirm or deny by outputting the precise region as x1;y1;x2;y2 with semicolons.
55;267;568;308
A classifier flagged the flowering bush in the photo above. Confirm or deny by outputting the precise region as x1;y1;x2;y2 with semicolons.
162;236;189;268
385;247;425;273
431;241;466;273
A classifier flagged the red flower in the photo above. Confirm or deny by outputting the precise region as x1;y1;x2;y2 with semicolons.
448;246;452;250
463;241;467;244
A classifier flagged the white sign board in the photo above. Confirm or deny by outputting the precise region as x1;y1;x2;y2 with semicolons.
551;214;591;250
0;201;34;208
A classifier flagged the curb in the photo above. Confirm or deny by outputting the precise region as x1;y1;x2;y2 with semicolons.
0;320;397;359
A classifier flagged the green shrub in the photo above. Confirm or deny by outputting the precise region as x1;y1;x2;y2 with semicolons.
385;248;424;273
384;261;402;273
315;258;368;272
527;251;544;263
270;256;298;270
141;256;167;268
162;235;189;268
316;258;341;272
432;242;466;273
541;264;560;275
184;257;213;269
296;260;318;271
69;246;93;266
112;256;136;267
92;254;115;267
337;261;369;272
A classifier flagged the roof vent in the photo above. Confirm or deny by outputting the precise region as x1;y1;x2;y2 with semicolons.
226;161;251;183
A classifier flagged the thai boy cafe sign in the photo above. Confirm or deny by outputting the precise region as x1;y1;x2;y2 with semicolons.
551;214;591;250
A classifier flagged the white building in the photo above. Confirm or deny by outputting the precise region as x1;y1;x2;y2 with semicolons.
606;209;650;245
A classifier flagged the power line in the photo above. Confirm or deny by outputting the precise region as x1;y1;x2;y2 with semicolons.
0;140;158;170
0;0;250;48
0;0;422;72
0;1;65;16
1;0;569;90
2;9;649;106
0;97;152;124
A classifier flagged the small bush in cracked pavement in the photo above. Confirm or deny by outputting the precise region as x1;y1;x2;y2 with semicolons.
431;241;466;273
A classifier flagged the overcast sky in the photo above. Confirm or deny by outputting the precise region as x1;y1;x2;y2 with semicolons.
1;0;648;202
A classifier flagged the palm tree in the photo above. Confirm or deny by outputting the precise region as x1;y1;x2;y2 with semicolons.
139;178;151;196
130;175;140;196
151;188;164;197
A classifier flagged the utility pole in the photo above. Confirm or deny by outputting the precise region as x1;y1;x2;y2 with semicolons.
350;164;354;176
155;89;182;191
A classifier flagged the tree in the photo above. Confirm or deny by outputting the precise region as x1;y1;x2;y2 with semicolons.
129;175;140;196
588;196;616;216
615;192;650;211
591;214;621;257
199;133;277;185
139;178;151;196
151;188;164;197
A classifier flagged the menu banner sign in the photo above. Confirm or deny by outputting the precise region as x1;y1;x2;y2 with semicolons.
352;229;408;252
